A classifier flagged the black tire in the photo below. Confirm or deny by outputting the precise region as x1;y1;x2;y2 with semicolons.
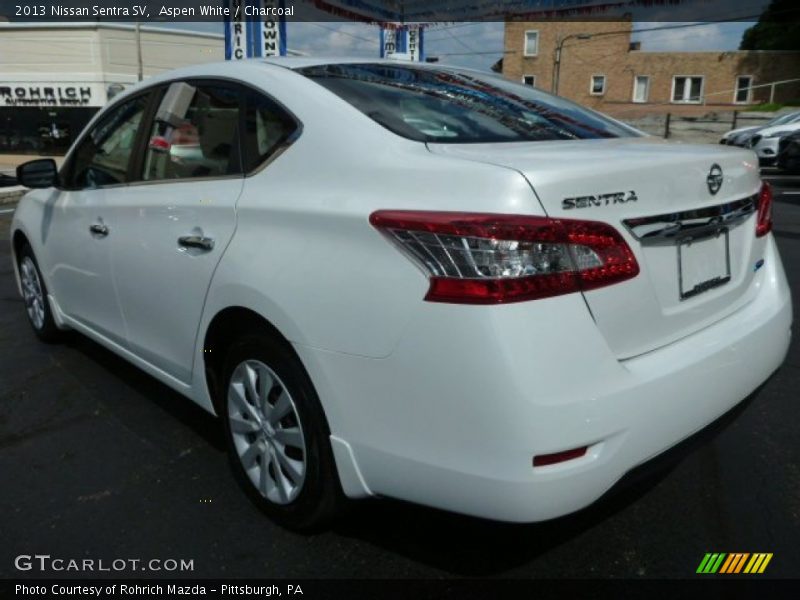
17;243;63;343
220;333;343;531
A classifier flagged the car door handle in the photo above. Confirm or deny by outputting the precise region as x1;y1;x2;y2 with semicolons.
178;235;215;251
89;223;109;237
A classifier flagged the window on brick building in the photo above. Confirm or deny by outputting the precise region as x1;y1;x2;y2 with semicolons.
735;76;753;104
590;75;606;95
672;76;704;103
524;31;539;56
633;76;650;103
522;75;536;87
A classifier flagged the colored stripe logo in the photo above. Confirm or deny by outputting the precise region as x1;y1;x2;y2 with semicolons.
697;553;773;574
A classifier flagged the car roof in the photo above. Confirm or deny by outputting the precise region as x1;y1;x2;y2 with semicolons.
109;57;461;101
759;121;800;135
262;56;434;68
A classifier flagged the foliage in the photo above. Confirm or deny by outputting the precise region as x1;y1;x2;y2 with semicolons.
740;0;800;50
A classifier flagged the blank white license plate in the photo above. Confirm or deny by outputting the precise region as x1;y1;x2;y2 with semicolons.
678;230;731;300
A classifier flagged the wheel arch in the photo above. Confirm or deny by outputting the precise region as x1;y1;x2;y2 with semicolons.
11;229;31;295
12;228;29;259
200;305;372;500
201;306;327;431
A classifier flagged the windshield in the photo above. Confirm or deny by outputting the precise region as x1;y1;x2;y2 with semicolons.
769;112;800;127
296;63;639;143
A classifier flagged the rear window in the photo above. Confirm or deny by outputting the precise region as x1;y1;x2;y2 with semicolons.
296;63;638;143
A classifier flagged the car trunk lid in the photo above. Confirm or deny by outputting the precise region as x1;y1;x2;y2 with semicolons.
428;138;765;359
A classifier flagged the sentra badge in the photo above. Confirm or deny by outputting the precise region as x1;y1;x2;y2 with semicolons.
562;190;638;210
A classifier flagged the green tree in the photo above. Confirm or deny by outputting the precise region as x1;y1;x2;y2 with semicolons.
740;0;800;50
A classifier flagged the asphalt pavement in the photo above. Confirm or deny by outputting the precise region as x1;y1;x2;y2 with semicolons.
1;176;799;580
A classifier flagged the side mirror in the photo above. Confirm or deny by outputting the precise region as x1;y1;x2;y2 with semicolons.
16;159;59;189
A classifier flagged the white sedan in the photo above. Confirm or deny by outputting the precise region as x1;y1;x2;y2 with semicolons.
10;59;792;528
748;120;800;166
720;110;800;146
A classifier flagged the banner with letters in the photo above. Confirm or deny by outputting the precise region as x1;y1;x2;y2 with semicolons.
224;0;288;59
224;0;249;60
248;0;288;57
380;24;425;61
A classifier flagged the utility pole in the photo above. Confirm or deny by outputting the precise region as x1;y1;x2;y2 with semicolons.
135;22;143;82
552;33;591;95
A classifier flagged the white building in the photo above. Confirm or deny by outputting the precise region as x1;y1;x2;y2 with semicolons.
0;23;297;153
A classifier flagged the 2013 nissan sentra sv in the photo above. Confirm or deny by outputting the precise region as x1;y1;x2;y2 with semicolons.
10;58;792;529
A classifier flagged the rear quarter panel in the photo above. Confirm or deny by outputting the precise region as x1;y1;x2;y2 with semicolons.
191;63;542;412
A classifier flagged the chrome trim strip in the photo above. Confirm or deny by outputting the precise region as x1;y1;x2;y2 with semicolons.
622;196;757;245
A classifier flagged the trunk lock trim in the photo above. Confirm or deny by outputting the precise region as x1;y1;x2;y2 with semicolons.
622;196;756;246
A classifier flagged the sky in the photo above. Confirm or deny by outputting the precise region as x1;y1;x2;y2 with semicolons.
147;0;772;70
167;20;755;71
10;0;766;72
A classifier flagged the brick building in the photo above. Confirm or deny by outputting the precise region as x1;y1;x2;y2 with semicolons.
502;19;800;117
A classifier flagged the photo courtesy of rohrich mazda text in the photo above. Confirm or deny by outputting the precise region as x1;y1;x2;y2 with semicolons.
10;58;792;530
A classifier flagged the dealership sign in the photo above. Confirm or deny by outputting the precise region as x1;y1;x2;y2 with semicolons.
249;0;287;56
224;0;248;60
0;83;105;107
380;25;425;61
225;0;287;59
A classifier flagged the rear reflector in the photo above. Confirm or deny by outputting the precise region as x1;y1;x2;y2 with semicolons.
533;446;588;467
756;181;773;238
370;211;639;304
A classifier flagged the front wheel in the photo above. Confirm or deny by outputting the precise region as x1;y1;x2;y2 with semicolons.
221;334;343;530
17;243;62;342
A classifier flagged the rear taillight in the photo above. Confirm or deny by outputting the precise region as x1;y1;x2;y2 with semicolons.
756;182;773;238
369;211;639;304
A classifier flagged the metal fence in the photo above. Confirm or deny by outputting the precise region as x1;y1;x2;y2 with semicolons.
662;110;778;140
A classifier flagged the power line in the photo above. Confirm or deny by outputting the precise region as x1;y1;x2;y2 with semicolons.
424;22;488;41
436;50;513;56
305;22;375;45
558;11;787;50
441;24;481;54
425;7;777;45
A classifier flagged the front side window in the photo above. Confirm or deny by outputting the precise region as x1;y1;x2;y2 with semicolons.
524;31;539;56
143;83;242;181
591;75;606;95
735;76;753;104
297;63;637;144
65;94;149;189
673;76;704;103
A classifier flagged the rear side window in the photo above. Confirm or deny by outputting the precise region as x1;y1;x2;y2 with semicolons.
143;83;242;181
242;90;298;172
297;63;637;143
65;93;149;189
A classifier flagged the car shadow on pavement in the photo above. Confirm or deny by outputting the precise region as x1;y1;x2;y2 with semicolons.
63;333;226;453
331;388;761;576
57;326;763;577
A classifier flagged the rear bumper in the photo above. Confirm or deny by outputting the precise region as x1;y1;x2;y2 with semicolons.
297;236;792;522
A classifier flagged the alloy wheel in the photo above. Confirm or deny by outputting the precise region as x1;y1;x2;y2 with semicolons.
20;256;45;330
227;360;307;505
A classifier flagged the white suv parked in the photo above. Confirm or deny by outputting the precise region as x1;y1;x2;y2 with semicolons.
10;59;792;528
